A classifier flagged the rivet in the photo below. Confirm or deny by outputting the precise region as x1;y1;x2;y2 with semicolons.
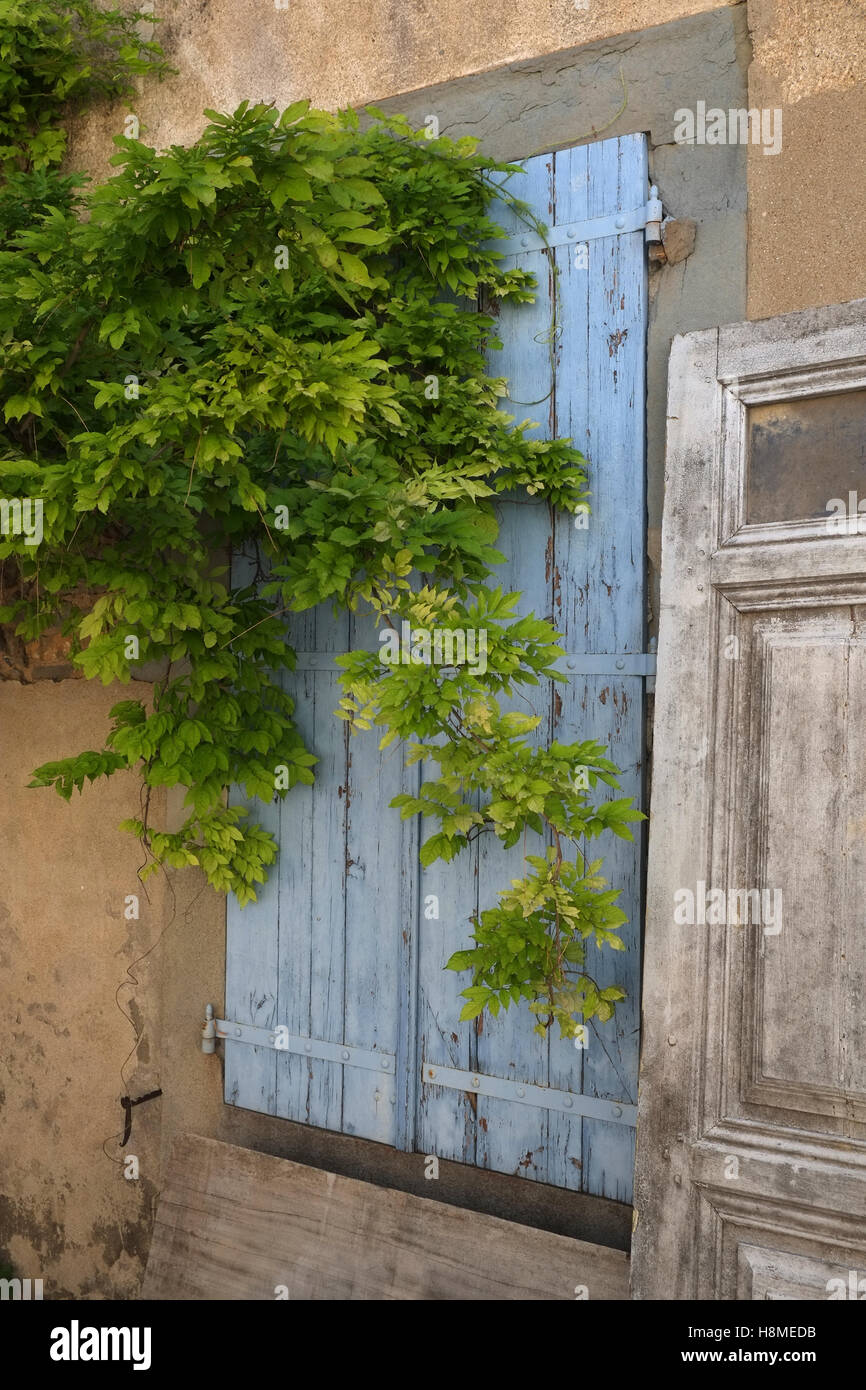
521;235;529;247
612;1105;623;1118
304;1042;312;1053
472;1076;480;1088
341;1049;350;1061
516;1087;526;1098
381;1058;390;1070
668;1035;677;1047
567;657;577;671
563;1096;574;1108
697;584;704;591
567;228;575;238
390;1097;396;1105
235;1027;241;1037
615;658;625;670
428;1068;436;1079
615;215;626;229
268;1034;276;1044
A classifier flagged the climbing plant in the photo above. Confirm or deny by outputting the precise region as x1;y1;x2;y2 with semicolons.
0;3;641;1041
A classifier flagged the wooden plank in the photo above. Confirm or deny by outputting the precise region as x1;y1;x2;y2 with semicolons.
549;135;646;1202
143;1134;630;1301
273;605;316;1128
278;605;350;1132
417;152;556;1172
415;782;479;1164
224;547;278;1116
474;495;552;1183
545;142;593;1194
341;606;404;1145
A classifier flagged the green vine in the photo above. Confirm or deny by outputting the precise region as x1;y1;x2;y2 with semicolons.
0;4;642;1041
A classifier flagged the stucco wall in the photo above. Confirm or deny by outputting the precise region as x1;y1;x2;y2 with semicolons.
0;683;165;1297
2;0;866;1298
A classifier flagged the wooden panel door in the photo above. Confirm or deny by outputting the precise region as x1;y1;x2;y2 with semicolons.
224;133;650;1202
632;299;866;1298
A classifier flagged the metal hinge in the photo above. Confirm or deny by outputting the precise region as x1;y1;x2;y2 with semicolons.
422;1062;637;1127
204;1008;395;1075
563;652;656;677
492;186;663;259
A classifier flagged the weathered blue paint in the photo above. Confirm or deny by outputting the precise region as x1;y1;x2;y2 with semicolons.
225;134;648;1201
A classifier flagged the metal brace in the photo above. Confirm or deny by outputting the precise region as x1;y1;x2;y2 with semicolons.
208;1010;395;1076
285;651;657;677
563;652;656;677
491;186;663;258
422;1062;637;1127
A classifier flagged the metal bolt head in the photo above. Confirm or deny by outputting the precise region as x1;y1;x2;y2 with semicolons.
304;1041;312;1053
341;1049;350;1061
612;1105;623;1118
567;228;575;238
615;215;626;229
516;1087;525;1098
521;235;529;247
471;1076;480;1088
235;1027;241;1038
616;658;625;670
563;1096;574;1108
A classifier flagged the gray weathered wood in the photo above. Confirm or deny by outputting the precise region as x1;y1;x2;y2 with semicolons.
143;1134;629;1300
632;298;866;1300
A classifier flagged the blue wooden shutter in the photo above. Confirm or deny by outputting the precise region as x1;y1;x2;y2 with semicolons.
224;133;648;1203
